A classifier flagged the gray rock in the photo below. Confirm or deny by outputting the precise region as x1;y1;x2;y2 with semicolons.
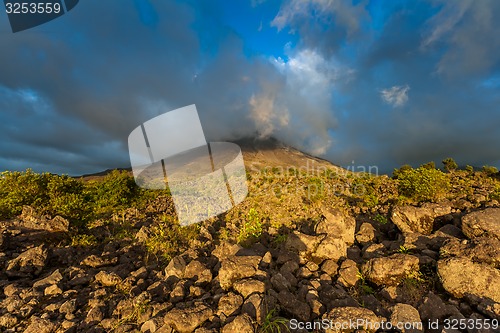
278;290;311;322
270;272;291;292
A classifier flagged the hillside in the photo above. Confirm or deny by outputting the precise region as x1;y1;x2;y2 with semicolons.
0;140;500;332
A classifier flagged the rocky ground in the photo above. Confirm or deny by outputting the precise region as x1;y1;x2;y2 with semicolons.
1;201;500;332
1;143;500;332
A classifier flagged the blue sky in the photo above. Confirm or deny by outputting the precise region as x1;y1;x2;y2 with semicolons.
1;0;499;175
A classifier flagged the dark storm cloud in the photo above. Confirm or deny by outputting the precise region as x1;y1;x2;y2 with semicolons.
1;0;500;175
0;0;272;174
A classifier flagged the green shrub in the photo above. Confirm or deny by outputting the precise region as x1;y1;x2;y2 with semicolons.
482;165;498;177
392;164;412;178
396;166;450;202
420;161;436;170
238;208;263;244
87;170;138;215
0;169;51;218
442;158;458;172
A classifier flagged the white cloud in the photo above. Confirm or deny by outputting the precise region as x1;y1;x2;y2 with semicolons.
380;85;410;107
249;48;349;155
271;0;366;35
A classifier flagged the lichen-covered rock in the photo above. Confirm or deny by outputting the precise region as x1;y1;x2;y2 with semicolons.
440;237;500;268
313;236;347;262
461;208;500;240
391;203;451;235
437;257;500;303
317;207;356;245
323;306;384;333
361;254;419;286
390;303;423;333
6;245;47;277
218;255;261;290
163;303;212;333
221;314;254;333
94;270;122;287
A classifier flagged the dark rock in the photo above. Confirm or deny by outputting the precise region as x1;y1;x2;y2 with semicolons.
6;245;47;277
278;290;311;322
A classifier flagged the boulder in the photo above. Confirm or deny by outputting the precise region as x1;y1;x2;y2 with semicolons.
391;203;451;235
390;303;423;333
216;292;243;317
164;304;212;333
317;207;356;245
6;245;47;277
440;237;500;268
437;257;500;303
313;236;347;262
323;306;383;333
361;254;419;286
461;208;500;240
221;314;254;333
218;255;261;290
